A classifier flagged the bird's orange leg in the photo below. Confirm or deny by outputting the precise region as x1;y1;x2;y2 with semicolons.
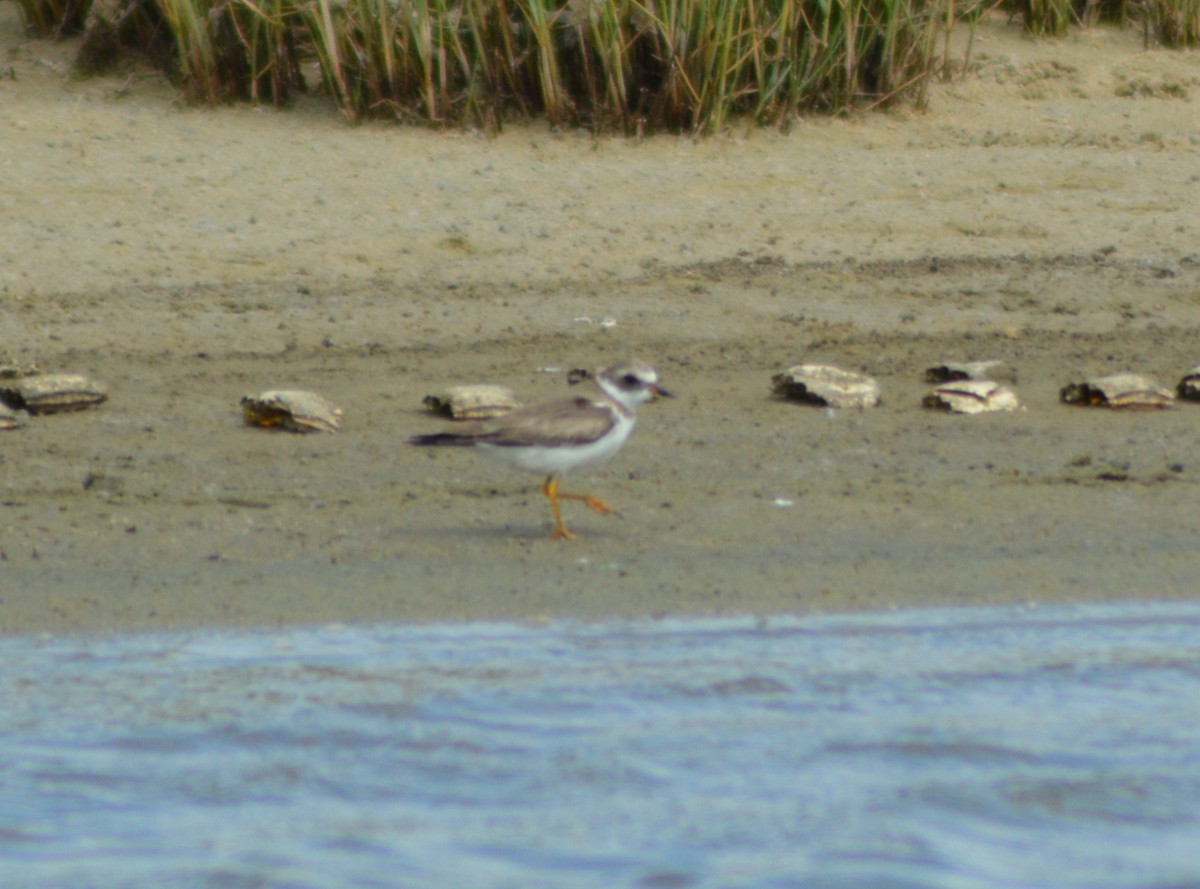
543;476;575;540
543;476;622;539
542;476;620;539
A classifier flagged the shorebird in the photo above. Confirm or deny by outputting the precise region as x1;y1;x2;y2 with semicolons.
410;360;671;539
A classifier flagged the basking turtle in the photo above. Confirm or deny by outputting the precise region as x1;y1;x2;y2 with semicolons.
0;361;39;380
924;360;1006;383
241;389;343;433
1060;373;1174;409
1176;367;1200;402
772;364;880;409
423;384;520;420
1;402;24;430
923;379;1019;414
0;372;109;415
566;367;593;385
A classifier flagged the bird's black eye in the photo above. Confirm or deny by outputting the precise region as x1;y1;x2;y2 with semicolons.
621;374;641;388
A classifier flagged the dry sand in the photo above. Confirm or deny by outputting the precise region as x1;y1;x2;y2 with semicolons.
3;6;1200;636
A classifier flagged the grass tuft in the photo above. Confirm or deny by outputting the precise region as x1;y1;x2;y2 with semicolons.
296;0;948;131
14;0;1200;129
1147;0;1199;45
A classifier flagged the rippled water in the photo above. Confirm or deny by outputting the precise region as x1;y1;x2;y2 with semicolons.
3;603;1200;889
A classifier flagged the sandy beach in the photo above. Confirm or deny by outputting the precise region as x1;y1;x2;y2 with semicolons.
2;5;1199;637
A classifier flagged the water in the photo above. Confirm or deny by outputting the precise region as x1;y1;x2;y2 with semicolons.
3;603;1200;889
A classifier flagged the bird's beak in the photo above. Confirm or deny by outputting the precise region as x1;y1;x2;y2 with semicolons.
650;384;673;400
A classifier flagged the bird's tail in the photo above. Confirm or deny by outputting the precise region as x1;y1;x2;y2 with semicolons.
409;432;481;447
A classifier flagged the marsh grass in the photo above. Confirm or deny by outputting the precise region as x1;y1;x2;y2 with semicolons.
1016;0;1074;34
1008;0;1196;39
151;0;304;101
226;0;305;104
15;0;1200;128
1148;0;1199;44
298;0;948;130
16;0;89;35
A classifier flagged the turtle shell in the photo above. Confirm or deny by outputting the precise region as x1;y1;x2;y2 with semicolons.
772;364;880;409
1060;373;1174;409
242;389;343;433
1176;367;1200;402
923;379;1019;414
0;372;109;415
423;384;520;420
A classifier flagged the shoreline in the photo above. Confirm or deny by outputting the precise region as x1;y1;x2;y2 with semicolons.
3;10;1200;637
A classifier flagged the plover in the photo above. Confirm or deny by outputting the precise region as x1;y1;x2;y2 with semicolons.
410;360;671;539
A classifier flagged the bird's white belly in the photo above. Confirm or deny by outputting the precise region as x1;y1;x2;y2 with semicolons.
476;416;634;476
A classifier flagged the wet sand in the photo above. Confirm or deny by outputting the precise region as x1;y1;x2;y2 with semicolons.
3;7;1199;636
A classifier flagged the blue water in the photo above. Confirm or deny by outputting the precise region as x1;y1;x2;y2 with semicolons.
3;603;1200;889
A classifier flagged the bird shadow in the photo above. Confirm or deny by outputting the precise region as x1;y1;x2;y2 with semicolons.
398;521;622;543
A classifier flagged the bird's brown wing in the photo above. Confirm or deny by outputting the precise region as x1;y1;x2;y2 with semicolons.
485;395;617;447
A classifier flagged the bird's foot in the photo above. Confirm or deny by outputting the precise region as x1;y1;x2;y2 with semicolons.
557;491;620;517
582;495;619;517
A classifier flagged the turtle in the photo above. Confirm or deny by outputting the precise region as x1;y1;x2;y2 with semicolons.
924;360;1006;384
422;384;520;420
1;402;24;430
772;364;881;409
0;361;39;380
566;367;593;386
241;389;343;433
1176;366;1200;402
1059;373;1174;409
0;372;109;415
923;379;1020;414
